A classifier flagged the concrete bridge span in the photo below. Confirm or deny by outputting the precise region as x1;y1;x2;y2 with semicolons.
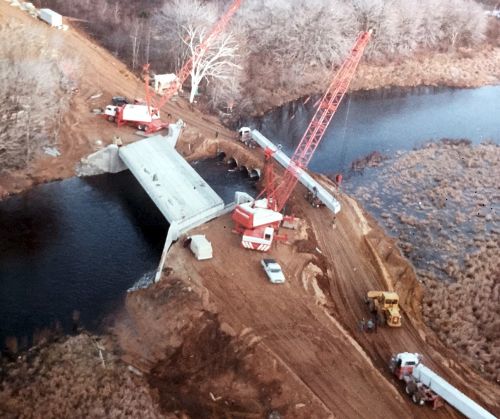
79;122;227;281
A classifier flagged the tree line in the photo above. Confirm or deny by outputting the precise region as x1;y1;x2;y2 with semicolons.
36;0;490;113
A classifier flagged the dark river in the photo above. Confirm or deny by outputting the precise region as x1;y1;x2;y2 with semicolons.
0;172;168;349
250;85;500;174
0;163;256;351
1;86;499;351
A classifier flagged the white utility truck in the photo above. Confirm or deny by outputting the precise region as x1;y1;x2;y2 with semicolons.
104;104;167;133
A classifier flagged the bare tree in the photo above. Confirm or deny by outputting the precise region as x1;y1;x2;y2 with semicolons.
0;22;74;172
130;18;142;71
159;0;241;103
181;24;240;103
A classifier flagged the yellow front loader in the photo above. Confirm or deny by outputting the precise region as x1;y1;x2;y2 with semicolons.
365;291;402;327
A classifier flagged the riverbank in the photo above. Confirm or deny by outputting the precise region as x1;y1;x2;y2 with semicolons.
348;140;500;382
248;45;500;116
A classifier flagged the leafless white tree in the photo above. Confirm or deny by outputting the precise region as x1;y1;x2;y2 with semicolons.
181;24;241;103
158;0;242;103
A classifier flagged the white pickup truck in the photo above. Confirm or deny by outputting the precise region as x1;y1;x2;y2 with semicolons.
261;259;285;284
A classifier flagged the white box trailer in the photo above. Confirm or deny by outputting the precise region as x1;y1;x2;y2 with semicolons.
39;8;62;27
412;363;496;419
122;104;159;123
189;235;213;260
391;353;496;419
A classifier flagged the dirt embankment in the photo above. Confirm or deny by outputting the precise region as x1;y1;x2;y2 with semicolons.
107;146;499;418
349;140;500;382
0;2;235;199
113;278;330;418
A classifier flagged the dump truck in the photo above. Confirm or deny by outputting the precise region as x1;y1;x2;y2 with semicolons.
365;291;402;327
390;352;496;418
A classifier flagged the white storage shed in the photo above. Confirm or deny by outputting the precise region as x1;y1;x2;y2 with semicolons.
189;235;213;260
39;9;62;27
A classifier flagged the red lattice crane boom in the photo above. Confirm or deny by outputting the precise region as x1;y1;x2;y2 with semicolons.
268;31;371;212
144;0;243;113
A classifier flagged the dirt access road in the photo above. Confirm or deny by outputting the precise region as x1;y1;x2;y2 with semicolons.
160;179;500;418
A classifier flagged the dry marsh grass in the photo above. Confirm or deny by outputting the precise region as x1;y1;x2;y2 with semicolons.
350;140;499;381
0;334;163;418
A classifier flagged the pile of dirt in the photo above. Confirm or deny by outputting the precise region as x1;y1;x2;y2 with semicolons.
0;334;162;418
349;140;500;382
148;311;285;418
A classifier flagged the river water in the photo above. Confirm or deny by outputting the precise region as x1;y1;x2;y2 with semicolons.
1;86;499;351
0;163;256;351
250;86;500;175
0;172;168;349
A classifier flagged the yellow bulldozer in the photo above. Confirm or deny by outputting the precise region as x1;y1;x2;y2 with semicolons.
365;291;402;327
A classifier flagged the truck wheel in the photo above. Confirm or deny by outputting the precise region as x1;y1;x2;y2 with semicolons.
137;125;144;131
108;116;115;122
412;394;424;406
368;300;376;313
405;385;412;395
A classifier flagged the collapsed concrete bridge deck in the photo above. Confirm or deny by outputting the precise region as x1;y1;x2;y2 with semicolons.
118;135;224;234
117;128;226;281
79;122;227;281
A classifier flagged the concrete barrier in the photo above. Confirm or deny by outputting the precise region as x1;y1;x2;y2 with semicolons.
155;222;179;282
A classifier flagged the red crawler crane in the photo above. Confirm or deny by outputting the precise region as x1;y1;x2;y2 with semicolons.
233;31;372;251
143;0;243;121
